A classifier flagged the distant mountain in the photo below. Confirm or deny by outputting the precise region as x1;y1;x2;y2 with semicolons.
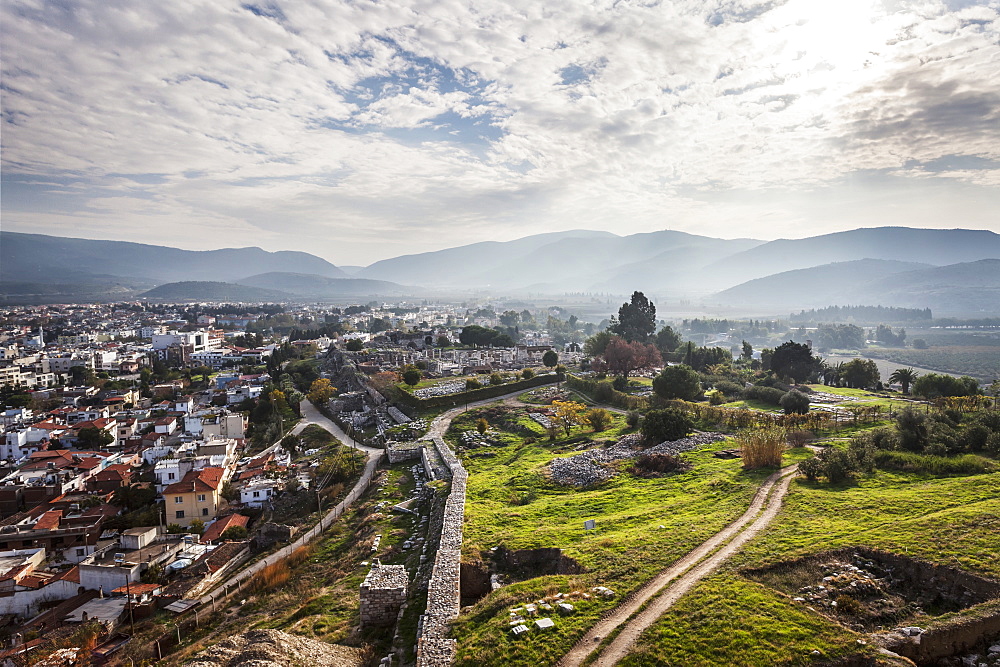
357;229;618;286
237;272;418;296
710;259;1000;316
140;281;291;301
0;232;346;285
700;227;1000;291
337;265;365;276
359;229;761;292
711;259;933;310
0;281;139;305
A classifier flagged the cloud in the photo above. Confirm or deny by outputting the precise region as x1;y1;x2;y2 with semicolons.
1;0;998;264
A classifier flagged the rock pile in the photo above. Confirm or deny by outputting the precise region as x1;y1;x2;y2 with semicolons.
184;629;361;667
414;380;467;399
792;554;888;610
548;432;726;487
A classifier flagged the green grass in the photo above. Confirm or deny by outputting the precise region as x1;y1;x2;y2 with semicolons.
620;575;870;667
451;403;775;665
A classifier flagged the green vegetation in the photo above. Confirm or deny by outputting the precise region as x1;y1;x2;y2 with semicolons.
863;346;1000;380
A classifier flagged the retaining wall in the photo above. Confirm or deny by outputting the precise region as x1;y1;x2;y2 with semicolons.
416;436;467;666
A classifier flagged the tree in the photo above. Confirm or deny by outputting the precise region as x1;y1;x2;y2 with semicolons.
603;337;661;378
641;408;693;444
402;368;422;386
189;519;206;536
655;326;683;355
888;368;918;395
345;338;364;351
437;335;451;347
584;331;614;357
586;408;613;432
780;390;811;415
76;426;113;449
489;372;505;386
912;338;928;349
459;325;514;348
840;359;880;389
221;525;249;541
307;378;336;404
652;365;702;401
769;341;821;383
912;373;980;399
609;291;657;342
111;484;156;513
741;340;753;362
542;350;559;370
551;400;587;436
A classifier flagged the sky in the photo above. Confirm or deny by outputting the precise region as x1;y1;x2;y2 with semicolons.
2;0;999;266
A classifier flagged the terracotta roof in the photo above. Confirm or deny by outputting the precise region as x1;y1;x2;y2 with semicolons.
201;513;248;544
33;510;63;531
56;567;80;584
111;583;161;595
163;466;224;495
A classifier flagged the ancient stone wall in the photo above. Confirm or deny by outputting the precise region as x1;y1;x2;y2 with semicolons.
360;563;408;628
387;441;423;464
416;436;467;666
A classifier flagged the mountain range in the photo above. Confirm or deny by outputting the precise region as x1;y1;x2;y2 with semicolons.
1;227;998;314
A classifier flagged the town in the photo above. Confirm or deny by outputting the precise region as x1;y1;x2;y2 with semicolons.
0;294;997;666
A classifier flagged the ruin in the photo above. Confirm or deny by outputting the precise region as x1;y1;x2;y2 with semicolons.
360;561;409;628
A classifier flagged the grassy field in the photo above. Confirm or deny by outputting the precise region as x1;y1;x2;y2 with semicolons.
448;404;778;666
860;346;1000;380
449;391;1000;666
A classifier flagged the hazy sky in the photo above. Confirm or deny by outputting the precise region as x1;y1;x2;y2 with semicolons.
2;0;999;266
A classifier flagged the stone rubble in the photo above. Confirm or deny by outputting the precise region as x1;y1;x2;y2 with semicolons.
548;432;727;487
414;380;468;399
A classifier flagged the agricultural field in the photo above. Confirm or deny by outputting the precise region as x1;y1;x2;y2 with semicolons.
859;346;1000;381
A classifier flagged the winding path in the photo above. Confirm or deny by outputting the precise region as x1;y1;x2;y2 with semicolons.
558;464;800;667
195;401;382;607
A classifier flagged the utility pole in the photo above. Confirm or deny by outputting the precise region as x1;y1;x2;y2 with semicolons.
125;576;135;636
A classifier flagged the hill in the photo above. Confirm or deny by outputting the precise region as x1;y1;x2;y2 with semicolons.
701;227;1000;290
0;232;346;285
140;281;291;301
711;258;1000;316
237;272;418;296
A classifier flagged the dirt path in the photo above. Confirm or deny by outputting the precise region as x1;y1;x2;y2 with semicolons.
558;464;799;667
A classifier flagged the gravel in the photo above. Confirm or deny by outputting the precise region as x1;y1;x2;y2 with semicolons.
184;629;361;667
548;432;727;487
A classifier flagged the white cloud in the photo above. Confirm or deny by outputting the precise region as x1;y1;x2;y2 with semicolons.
1;0;998;264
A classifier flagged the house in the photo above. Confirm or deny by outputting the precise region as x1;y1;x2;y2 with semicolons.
240;478;280;508
87;464;134;494
200;513;249;544
163;467;225;526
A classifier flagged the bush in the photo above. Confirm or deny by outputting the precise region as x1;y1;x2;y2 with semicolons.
743;385;785;406
629;453;691;478
613;376;629;392
475;417;489;434
714;380;743;398
594;382;615;403
737;427;785;469
586;408;613;432
521;368;535;380
708;391;726;406
800;456;822;481
652;365;702;401
221;525;248;540
490;373;505;386
402;368;422;386
466;378;482;390
626;411;641;429
780;390;811;415
641;408;693;444
872;451;997;476
787;430;813;448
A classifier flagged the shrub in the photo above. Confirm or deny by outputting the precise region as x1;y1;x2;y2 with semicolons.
490;373;505;386
786;430;813;448
714;380;743;398
475;418;489;434
737;427;785;469
872;451;997;476
221;525;248;540
586;408;613;432
708;391;726;406
652;365;702;401
402;368;422;386
641;408;693;444
626;411;641;429
594;382;615;403
629;453;691;478
780;390;811;415
835;595;862;615
896;407;929;451
613;376;629;392
466;378;482;390
521;368;535;380
799;456;822;481
743;385;785;406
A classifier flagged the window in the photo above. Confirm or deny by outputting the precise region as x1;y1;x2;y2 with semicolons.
252;491;260;498
168;472;175;480
76;548;86;557
175;510;185;519
197;494;206;502
202;508;209;516
174;496;183;503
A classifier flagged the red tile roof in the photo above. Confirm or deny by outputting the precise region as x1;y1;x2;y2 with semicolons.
163;467;224;495
33;510;62;531
201;513;249;544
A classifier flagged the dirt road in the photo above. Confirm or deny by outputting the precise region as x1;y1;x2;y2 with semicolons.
558;464;799;667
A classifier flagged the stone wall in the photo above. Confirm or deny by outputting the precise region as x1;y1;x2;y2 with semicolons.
387;441;423;464
416;436;467;666
360;562;408;628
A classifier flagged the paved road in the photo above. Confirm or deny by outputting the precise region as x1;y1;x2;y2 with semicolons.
196;401;381;608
